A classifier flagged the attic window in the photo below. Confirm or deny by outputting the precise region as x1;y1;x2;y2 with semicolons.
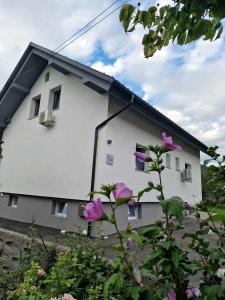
48;86;61;111
29;95;41;118
45;72;50;82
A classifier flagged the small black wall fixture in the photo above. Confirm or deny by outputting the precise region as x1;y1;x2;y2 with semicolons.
87;94;134;237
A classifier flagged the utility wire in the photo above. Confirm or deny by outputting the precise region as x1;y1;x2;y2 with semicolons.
54;0;129;54
20;0;129;77
53;0;122;52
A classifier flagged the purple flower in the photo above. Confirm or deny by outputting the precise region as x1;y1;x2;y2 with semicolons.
163;219;176;229
128;199;136;206
184;202;193;211
131;229;138;234
166;289;176;300
185;288;201;298
134;151;147;162
84;198;105;222
185;289;193;299
194;288;201;297
113;183;133;201
127;237;137;250
162;132;182;152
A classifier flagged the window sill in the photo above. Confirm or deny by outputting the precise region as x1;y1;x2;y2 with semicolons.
135;168;149;173
28;115;39;120
128;217;138;221
53;214;67;218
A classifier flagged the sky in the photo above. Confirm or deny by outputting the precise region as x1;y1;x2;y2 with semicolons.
0;0;224;158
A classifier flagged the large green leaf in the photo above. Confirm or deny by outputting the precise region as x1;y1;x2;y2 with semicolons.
161;196;184;223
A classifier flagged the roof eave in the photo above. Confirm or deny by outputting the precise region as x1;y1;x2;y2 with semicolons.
110;79;208;155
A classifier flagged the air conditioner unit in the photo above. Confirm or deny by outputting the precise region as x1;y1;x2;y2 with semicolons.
181;169;192;181
39;111;55;127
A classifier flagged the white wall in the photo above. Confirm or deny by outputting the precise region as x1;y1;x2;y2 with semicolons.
0;66;109;199
0;69;202;206
95;99;202;205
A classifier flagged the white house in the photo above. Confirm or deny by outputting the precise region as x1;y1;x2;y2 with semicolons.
0;43;207;235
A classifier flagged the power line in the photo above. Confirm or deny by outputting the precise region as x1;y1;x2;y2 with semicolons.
20;0;129;77
53;0;129;54
53;0;122;52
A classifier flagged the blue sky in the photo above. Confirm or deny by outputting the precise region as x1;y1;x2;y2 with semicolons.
0;0;224;156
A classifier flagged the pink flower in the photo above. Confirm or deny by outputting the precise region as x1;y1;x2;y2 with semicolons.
166;289;176;300
162;132;182;151
128;199;136;206
84;198;104;222
134;151;147;162
127;237;137;250
113;183;133;201
185;288;201;298
62;294;77;300
185;289;193;299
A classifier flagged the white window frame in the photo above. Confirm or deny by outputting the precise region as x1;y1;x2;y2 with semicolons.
166;153;171;169
52;201;68;218
135;144;146;172
48;86;61;111
128;204;142;220
175;157;180;171
29;95;41;119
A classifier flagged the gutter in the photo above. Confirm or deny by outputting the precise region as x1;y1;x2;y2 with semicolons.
87;94;134;237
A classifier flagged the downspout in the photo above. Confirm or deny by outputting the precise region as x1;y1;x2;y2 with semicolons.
87;94;134;237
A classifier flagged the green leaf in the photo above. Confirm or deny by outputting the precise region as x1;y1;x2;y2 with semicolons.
119;4;135;32
141;226;162;239
128;286;142;300
177;31;187;45
104;272;124;297
209;211;225;222
161;196;184;223
204;285;224;299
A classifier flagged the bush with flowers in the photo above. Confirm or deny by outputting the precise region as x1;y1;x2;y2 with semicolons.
8;132;225;300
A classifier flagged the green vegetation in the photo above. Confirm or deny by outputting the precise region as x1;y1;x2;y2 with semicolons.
119;1;225;57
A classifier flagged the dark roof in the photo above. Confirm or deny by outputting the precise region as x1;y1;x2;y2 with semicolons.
0;42;208;154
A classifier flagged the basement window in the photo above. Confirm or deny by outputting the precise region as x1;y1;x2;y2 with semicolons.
8;195;18;208
29;95;41;118
128;203;142;220
52;200;68;218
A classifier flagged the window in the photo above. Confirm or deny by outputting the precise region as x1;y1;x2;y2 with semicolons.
48;87;61;111
128;204;142;220
135;144;145;171
29;96;41;118
45;72;50;82
52;200;68;217
175;157;180;171
185;163;192;179
52;89;61;110
166;153;171;168
8;195;18;208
